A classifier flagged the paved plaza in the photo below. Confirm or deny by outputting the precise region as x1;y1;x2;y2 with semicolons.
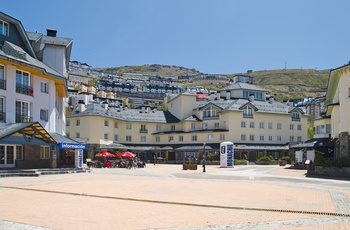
0;164;350;230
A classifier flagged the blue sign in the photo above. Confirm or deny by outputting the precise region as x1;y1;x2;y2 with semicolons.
75;149;83;168
227;144;233;166
59;142;87;149
185;152;195;159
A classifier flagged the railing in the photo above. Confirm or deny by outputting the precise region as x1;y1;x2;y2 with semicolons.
291;117;300;122
243;114;253;118
0;79;6;90
16;84;33;96
0;112;5;122
16;115;33;123
139;129;148;134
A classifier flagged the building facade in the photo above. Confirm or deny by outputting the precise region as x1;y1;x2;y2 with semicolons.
66;82;308;162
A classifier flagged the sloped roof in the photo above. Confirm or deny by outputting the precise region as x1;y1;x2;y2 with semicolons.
218;82;267;92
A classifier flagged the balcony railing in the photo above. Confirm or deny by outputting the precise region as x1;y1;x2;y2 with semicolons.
139;129;148;134
0;79;6;90
16;115;33;123
291;117;300;122
243;114;253;118
0;112;5;122
16;84;33;96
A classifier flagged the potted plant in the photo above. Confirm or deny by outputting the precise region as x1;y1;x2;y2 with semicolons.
279;156;290;166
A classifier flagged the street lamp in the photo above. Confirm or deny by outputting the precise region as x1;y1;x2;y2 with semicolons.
203;142;206;172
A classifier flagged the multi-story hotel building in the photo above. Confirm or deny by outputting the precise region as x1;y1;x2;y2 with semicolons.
66;82;308;162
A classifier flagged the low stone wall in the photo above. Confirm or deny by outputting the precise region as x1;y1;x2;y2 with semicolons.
313;166;350;178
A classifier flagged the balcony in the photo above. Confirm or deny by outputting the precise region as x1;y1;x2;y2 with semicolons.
139;129;148;134
16;84;33;96
243;114;253;118
0;79;6;90
0;112;5;122
16;115;33;123
291;117;300;122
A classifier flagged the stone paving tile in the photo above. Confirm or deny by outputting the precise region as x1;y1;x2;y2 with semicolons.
1;165;350;230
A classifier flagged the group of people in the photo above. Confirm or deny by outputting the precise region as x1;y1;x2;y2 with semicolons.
90;157;146;169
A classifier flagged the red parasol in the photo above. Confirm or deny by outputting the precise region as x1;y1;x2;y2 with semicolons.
116;151;135;158
95;151;116;158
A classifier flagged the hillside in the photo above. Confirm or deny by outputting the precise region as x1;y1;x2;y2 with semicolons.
95;65;330;101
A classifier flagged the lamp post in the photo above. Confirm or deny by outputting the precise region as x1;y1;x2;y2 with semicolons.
202;142;206;172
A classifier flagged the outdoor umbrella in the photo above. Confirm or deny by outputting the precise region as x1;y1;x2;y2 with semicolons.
95;151;116;158
117;151;135;158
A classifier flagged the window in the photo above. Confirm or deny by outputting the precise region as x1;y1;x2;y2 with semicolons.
156;125;161;131
277;123;282;130
76;133;80;138
104;120;109;126
214;122;219;129
16;145;23;160
250;121;255;128
114;135;118;141
243;106;253;118
260;135;264;141
220;134;225;141
66;133;70;138
326;124;331;134
0;65;5;90
40;109;48;121
141;136;146;142
297;124;302;130
140;124;147;133
155;136;160;142
15;100;31;122
243;91;263;99
241;121;246;128
290;124;294;130
76;119;80;126
259;122;264;129
179;136;183;142
290;136;294;142
268;135;273;141
67;120;70;126
268;122;272;129
208;134;214;141
203;105;219;118
277;136;282;141
16;70;32;95
168;136;174;142
126;135;132;142
241;134;246;141
191;135;197;141
292;111;300;121
202;123;208;129
104;133;108;139
250;134;255;141
171;125;175;131
0;97;4;122
114;122;118;128
191;123;196;129
40;146;50;159
0;20;9;36
126;123;132;129
349;87;350;98
40;82;48;93
297;136;302;142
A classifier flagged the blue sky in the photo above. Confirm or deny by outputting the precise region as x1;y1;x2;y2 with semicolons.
2;0;350;74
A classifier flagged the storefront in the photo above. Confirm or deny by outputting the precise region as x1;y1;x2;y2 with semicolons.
57;142;87;168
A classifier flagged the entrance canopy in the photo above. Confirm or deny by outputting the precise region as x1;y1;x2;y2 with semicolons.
0;122;56;145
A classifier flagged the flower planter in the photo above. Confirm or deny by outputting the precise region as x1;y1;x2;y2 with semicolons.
183;164;198;170
279;161;286;166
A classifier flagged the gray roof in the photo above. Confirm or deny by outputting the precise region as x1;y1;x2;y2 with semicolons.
49;132;82;144
218;82;268;92
70;103;179;123
0;41;64;79
205;99;295;115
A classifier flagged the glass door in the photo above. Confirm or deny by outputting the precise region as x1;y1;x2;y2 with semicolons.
0;145;15;167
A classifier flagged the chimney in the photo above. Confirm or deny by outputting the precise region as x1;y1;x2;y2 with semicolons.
77;100;86;112
102;101;108;109
147;107;151;113
269;96;274;104
209;92;216;101
249;94;254;102
226;91;231;100
46;28;57;37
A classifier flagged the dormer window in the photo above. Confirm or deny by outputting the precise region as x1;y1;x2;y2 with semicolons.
203;105;219;119
243;106;253;118
243;91;262;99
0;20;9;36
292;111;300;121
